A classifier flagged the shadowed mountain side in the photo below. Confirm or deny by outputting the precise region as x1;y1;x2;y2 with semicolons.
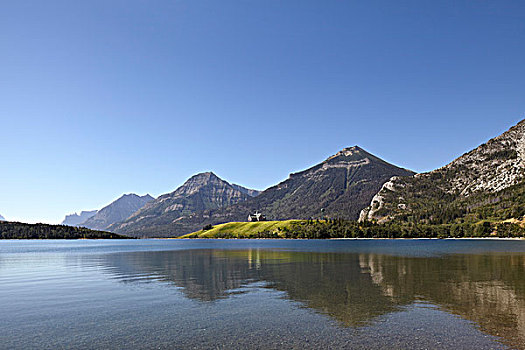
114;147;414;237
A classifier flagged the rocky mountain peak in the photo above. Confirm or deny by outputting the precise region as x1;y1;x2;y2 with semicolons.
110;173;259;235
291;146;382;181
326;146;366;162
172;172;225;197
0;214;5;221
192;171;217;179
185;171;220;184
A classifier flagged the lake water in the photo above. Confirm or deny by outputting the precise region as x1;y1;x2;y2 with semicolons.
1;239;525;349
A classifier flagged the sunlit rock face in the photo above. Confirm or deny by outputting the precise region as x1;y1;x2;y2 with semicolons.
110;172;259;236
360;119;525;223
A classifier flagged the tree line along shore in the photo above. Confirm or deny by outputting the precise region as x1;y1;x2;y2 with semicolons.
2;218;524;240
182;219;525;239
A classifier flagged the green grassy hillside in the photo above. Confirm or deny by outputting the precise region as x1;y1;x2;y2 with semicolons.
181;220;301;238
182;218;525;239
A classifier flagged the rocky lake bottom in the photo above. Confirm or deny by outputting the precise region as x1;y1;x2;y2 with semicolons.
1;239;524;349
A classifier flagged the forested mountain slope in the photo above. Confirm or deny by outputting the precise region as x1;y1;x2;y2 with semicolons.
360;119;525;225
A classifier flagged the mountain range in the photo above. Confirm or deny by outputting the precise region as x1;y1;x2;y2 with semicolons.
0;214;5;221
108;172;260;236
59;118;524;238
112;146;414;237
61;194;154;230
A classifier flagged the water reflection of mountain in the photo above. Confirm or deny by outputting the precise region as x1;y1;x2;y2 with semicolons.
360;254;525;348
98;249;525;349
99;250;256;301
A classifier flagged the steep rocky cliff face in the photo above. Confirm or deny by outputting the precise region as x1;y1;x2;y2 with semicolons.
61;210;97;226
116;146;414;237
110;172;259;236
360;119;525;223
81;194;154;231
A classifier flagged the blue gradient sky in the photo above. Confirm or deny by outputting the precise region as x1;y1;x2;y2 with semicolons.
1;1;524;223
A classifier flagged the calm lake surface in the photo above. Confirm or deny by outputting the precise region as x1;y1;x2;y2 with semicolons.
1;239;525;349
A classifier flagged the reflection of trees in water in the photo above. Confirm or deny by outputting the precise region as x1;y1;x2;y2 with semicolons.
100;249;525;348
247;251;407;327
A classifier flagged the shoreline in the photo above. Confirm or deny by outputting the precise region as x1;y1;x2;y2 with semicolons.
2;236;524;241
330;237;525;240
171;237;525;241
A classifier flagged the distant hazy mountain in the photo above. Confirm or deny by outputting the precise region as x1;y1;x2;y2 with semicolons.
61;210;97;226
110;172;259;236
0;214;5;221
81;194;154;231
360;119;525;224
115;147;414;237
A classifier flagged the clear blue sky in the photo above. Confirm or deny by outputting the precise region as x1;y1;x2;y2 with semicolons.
1;1;524;224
